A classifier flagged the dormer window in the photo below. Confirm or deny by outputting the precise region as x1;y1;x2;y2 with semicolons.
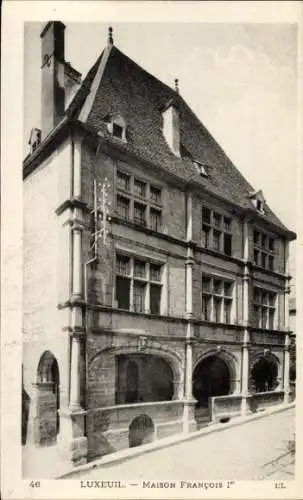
250;190;266;214
106;113;127;142
194;160;208;177
113;123;123;139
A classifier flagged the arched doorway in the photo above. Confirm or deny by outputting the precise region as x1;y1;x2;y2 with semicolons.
251;356;278;392
129;414;155;448
35;351;60;446
193;355;231;427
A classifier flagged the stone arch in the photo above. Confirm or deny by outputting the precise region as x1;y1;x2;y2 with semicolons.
129;414;155;448
35;351;60;446
194;348;238;390
250;351;280;392
89;342;183;400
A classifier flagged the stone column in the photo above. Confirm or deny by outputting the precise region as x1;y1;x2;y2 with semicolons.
185;249;194;319
241;219;251;415
58;137;88;467
241;329;251;415
69;333;82;410
283;333;291;403
182;325;197;433
71;223;83;301
73;136;82;199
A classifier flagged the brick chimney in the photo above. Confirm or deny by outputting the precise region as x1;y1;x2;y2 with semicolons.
40;21;66;139
161;99;180;157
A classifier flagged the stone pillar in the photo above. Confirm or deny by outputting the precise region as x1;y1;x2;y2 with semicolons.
241;329;252;416
71;224;83;301
283;333;291;403
182;325;197;433
73;136;82;199
58;332;87;466
58;136;88;466
185;248;194;319
241;219;251;415
69;333;82;410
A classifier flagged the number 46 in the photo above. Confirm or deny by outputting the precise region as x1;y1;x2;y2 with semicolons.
29;481;41;488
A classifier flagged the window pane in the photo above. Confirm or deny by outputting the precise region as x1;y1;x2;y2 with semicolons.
213;230;221;251
213;279;222;295
150;284;161;315
113;123;123;139
134;202;146;226
254;230;260;245
254;250;259;266
268;293;275;307
202;277;211;293
261;252;267;268
117;171;130;191
224;217;232;233
117;195;130;220
261;307;267;328
224;282;232;297
202;207;211;224
116;276;130;309
116;255;130;275
254;288;260;303
133;282;146;312
150;208;162;231
134;179;146;199
150;264;161;282
202;225;210;248
261;291;268;305
254;305;260;327
202;295;211;321
224;233;232;256
268;255;274;271
213;212;222;228
134;260;146;278
269;238;274;251
261;233;267;248
269;309;275;329
214;297;222;322
150;186;161;204
224;299;231;323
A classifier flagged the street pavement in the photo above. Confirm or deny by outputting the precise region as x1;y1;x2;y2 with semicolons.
79;408;295;481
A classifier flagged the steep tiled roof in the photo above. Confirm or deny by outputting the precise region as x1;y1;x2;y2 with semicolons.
69;45;291;234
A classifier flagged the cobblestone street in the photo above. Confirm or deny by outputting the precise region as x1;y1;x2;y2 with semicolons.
78;408;295;481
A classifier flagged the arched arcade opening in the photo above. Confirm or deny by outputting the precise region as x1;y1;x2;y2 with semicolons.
250;355;278;393
116;354;174;405
35;351;60;446
193;355;231;408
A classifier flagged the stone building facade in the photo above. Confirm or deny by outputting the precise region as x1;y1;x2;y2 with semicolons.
22;22;296;468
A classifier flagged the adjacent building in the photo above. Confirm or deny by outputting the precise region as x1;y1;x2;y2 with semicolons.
22;22;296;468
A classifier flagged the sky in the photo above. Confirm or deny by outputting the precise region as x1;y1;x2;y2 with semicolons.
24;22;298;242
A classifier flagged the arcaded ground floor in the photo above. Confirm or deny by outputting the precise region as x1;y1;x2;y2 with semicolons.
22;328;293;471
22;406;295;480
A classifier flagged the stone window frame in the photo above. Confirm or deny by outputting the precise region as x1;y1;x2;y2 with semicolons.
115;169;163;231
252;286;277;330
253;228;276;271
115;252;165;315
201;274;234;324
201;205;233;256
